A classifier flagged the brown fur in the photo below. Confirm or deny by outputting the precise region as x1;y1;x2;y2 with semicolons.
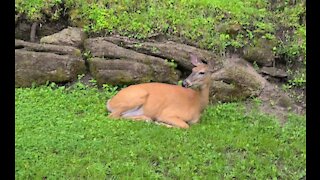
106;54;212;128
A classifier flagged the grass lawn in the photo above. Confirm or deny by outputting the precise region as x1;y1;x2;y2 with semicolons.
15;84;306;179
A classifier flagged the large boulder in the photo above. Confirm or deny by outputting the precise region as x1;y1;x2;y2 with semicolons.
242;38;276;67
89;58;160;85
210;56;266;103
259;66;288;78
15;40;86;87
15;39;81;56
102;36;223;72
15;21;31;41
243;46;275;67
84;38;180;85
40;27;86;48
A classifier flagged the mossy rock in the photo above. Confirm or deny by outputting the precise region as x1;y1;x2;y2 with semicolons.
216;22;242;35
84;38;180;84
40;27;87;48
243;46;275;67
15;49;86;87
88;58;180;86
210;57;266;103
243;38;277;67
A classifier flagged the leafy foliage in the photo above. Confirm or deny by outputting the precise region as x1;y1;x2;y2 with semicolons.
15;0;305;59
15;0;63;21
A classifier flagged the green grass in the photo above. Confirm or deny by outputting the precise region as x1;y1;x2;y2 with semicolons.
15;84;306;179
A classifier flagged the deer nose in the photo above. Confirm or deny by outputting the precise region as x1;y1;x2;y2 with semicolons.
182;80;191;88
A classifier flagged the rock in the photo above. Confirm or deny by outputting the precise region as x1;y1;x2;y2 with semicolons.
276;94;294;108
255;38;277;50
216;23;242;35
263;75;281;83
260;67;288;78
15;14;20;25
102;36;223;71
243;46;275;67
40;27;86;47
84;37;161;62
243;38;277;67
15;39;82;56
89;58;156;86
210;56;266;103
84;38;180;84
130;41;222;71
15;49;86;87
15;21;31;41
227;24;242;35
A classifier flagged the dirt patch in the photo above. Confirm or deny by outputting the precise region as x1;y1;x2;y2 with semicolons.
244;82;305;125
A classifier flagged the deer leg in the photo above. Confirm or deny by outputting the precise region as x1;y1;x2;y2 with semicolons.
156;116;189;129
108;110;123;118
107;92;148;119
109;107;152;122
154;121;174;128
125;115;152;122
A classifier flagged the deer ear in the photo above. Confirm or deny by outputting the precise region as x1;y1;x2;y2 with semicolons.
190;53;203;66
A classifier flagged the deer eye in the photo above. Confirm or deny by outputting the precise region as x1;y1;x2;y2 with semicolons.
199;72;205;75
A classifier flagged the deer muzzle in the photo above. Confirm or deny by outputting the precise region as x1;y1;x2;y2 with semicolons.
182;79;192;88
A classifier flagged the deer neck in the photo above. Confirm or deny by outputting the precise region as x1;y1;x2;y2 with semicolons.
196;83;210;112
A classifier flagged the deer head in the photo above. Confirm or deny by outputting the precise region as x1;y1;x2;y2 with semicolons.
182;54;213;90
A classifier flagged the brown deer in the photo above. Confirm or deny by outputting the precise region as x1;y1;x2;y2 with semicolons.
106;54;215;128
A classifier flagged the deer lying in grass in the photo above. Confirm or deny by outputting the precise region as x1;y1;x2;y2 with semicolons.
106;54;215;128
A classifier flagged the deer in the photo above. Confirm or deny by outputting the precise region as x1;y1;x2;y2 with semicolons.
106;54;216;128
